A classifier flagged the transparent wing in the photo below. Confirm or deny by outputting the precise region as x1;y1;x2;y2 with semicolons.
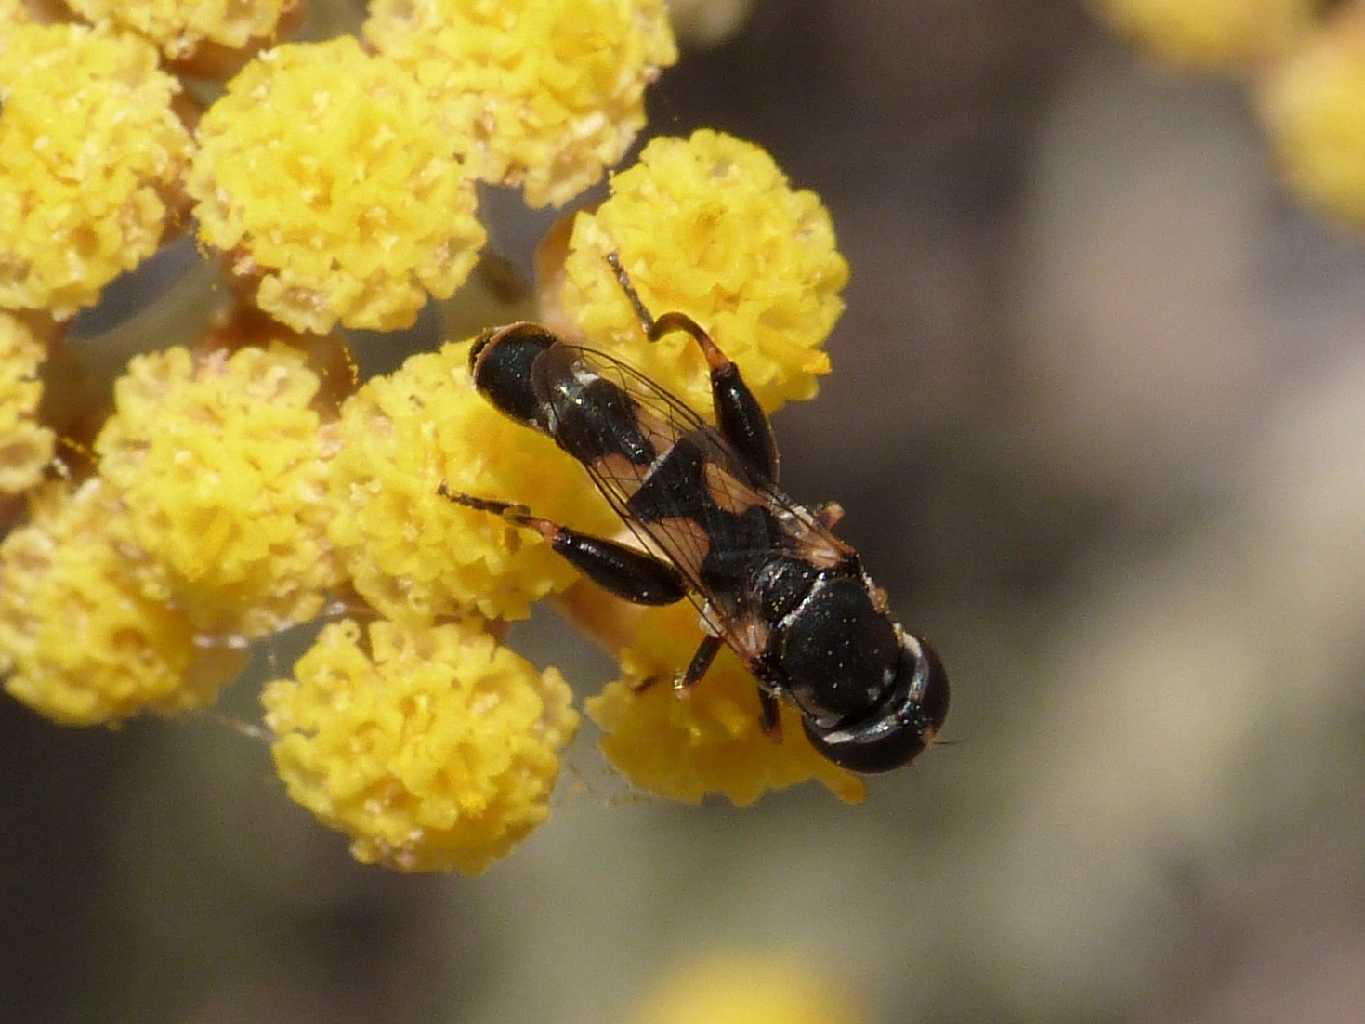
567;347;851;647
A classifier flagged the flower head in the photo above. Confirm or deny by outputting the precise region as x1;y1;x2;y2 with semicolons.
0;313;55;494
64;0;296;61
0;23;192;318
95;342;343;637
629;951;864;1024
0;480;245;726
1261;9;1365;229
328;338;616;624
558;130;848;414
364;0;677;208
187;36;486;333
1091;0;1313;71
585;600;866;805
263;617;579;874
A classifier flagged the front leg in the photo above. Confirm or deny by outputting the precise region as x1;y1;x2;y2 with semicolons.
607;252;780;481
440;485;687;605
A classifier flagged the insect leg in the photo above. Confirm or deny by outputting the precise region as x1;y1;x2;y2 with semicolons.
758;688;783;740
439;484;687;605
632;633;724;697
606;252;779;480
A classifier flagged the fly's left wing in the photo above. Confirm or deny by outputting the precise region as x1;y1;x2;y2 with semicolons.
562;347;853;648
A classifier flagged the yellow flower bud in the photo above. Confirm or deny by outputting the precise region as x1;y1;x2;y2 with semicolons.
0;313;55;494
560;130;848;414
65;0;296;60
187;36;486;333
263;618;579;874
0;480;245;726
0;23;191;318
1261;9;1365;229
364;0;676;207
95;342;343;636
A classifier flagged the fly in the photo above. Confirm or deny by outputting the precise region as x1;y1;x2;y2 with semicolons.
442;254;949;772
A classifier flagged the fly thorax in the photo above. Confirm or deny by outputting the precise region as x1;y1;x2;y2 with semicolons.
775;574;901;724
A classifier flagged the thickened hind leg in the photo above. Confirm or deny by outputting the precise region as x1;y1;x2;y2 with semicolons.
607;252;780;481
440;485;687;605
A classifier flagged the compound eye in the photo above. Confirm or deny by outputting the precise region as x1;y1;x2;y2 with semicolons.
800;636;950;774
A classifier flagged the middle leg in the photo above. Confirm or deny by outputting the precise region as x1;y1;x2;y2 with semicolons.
631;633;725;697
607;252;780;481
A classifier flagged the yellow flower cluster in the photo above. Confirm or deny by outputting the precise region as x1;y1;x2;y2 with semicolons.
65;0;295;60
328;338;616;624
629;952;864;1024
0;23;192;319
1;1;878;872
1091;0;1313;71
0;480;245;726
1261;9;1365;229
0;313;54;494
560;130;848;414
586;602;866;805
187;36;486;334
364;0;677;207
263;618;579;874
95;343;343;637
1097;2;1365;233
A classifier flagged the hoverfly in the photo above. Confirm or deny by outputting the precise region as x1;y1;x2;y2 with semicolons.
442;254;948;772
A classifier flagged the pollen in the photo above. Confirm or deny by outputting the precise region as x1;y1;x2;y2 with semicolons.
262;617;580;874
0;480;246;726
94;342;344;637
327;338;616;624
0;23;192;319
559;130;849;414
585;602;866;806
63;0;296;61
186;36;486;334
1261;9;1365;229
1091;0;1313;71
0;313;55;494
363;0;677;208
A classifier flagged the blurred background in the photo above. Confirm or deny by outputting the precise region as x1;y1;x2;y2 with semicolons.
4;1;1363;1021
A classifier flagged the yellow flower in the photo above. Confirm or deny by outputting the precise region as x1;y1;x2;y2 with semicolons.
1261;9;1365;229
64;0;295;60
585;600;865;805
0;480;245;726
187;36;486;333
1;0;30;24
0;23;192;318
1091;0;1314;71
95;342;343;637
0;313;55;494
263;617;579;874
364;0;677;208
629;952;864;1024
559;130;848;414
328;337;616;624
